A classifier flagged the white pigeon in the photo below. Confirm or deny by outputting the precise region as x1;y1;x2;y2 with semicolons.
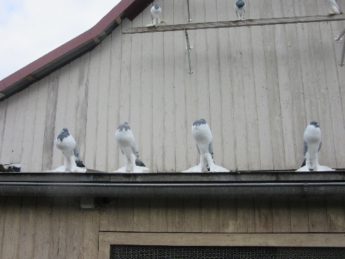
192;119;216;172
328;0;342;15
301;121;322;171
54;128;86;173
115;122;147;173
151;3;162;26
235;0;246;20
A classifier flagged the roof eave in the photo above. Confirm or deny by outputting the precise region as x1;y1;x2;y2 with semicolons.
0;0;153;101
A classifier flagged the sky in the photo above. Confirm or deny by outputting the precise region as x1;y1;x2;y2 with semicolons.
0;0;121;80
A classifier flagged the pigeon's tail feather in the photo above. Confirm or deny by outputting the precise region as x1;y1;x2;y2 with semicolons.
301;159;306;167
76;160;86;168
135;159;146;167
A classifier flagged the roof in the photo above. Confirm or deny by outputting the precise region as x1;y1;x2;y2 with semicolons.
0;0;153;101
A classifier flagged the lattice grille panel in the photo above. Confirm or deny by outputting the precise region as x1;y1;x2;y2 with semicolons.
111;245;345;259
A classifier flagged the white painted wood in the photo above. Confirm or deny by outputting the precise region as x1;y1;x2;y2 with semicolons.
215;0;236;170
74;53;91;169
84;42;102;170
140;23;154;171
162;0;176;172
185;1;199;167
275;24;297;169
9;90;26;166
320;22;345;168
241;27;261;170
0;93;18;165
204;0;224;167
51;67;70;169
151;30;165;171
228;27;248;170
20;85;39;172
262;1;286;170
1;0;345;172
332;21;345;167
30;79;49;171
95;37;112;171
108;30;122;171
129;15;144;170
116;20;132;169
174;0;188;171
0;100;7;160
251;26;274;170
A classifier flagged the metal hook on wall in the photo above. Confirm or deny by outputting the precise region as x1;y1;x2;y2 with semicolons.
185;30;193;74
335;28;345;66
187;0;192;23
185;0;193;74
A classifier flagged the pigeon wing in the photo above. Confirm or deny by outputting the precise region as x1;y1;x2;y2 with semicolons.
129;132;140;159
209;142;214;159
303;141;308;156
196;145;200;154
73;147;80;160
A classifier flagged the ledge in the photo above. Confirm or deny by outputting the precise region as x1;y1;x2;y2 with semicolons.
123;14;345;34
0;171;344;199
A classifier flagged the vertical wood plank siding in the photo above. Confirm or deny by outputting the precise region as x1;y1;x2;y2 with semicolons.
0;197;343;258
0;0;345;172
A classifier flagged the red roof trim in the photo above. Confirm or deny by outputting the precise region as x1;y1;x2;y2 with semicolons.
0;0;153;98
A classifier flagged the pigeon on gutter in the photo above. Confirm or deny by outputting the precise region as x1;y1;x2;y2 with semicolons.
297;122;334;172
151;4;162;26
235;0;246;20
51;128;86;173
115;122;149;173
183;119;229;173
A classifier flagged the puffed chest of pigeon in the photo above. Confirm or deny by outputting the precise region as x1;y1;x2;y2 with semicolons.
50;128;86;173
115;122;150;173
296;122;334;172
183;119;229;173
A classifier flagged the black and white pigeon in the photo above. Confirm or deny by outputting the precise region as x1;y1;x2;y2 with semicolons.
151;3;162;26
115;122;146;173
56;128;86;172
192;119;215;172
301;121;322;171
0;163;21;172
328;0;342;15
235;0;246;20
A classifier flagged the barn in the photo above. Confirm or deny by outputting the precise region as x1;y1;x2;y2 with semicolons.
0;0;345;258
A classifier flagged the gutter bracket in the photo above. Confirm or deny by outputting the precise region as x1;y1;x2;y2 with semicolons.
80;197;95;209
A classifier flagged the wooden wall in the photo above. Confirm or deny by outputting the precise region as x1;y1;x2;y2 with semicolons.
1;0;345;172
0;197;344;259
0;197;99;259
100;197;345;234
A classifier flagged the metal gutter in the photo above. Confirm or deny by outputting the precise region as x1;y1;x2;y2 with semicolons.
0;171;344;199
